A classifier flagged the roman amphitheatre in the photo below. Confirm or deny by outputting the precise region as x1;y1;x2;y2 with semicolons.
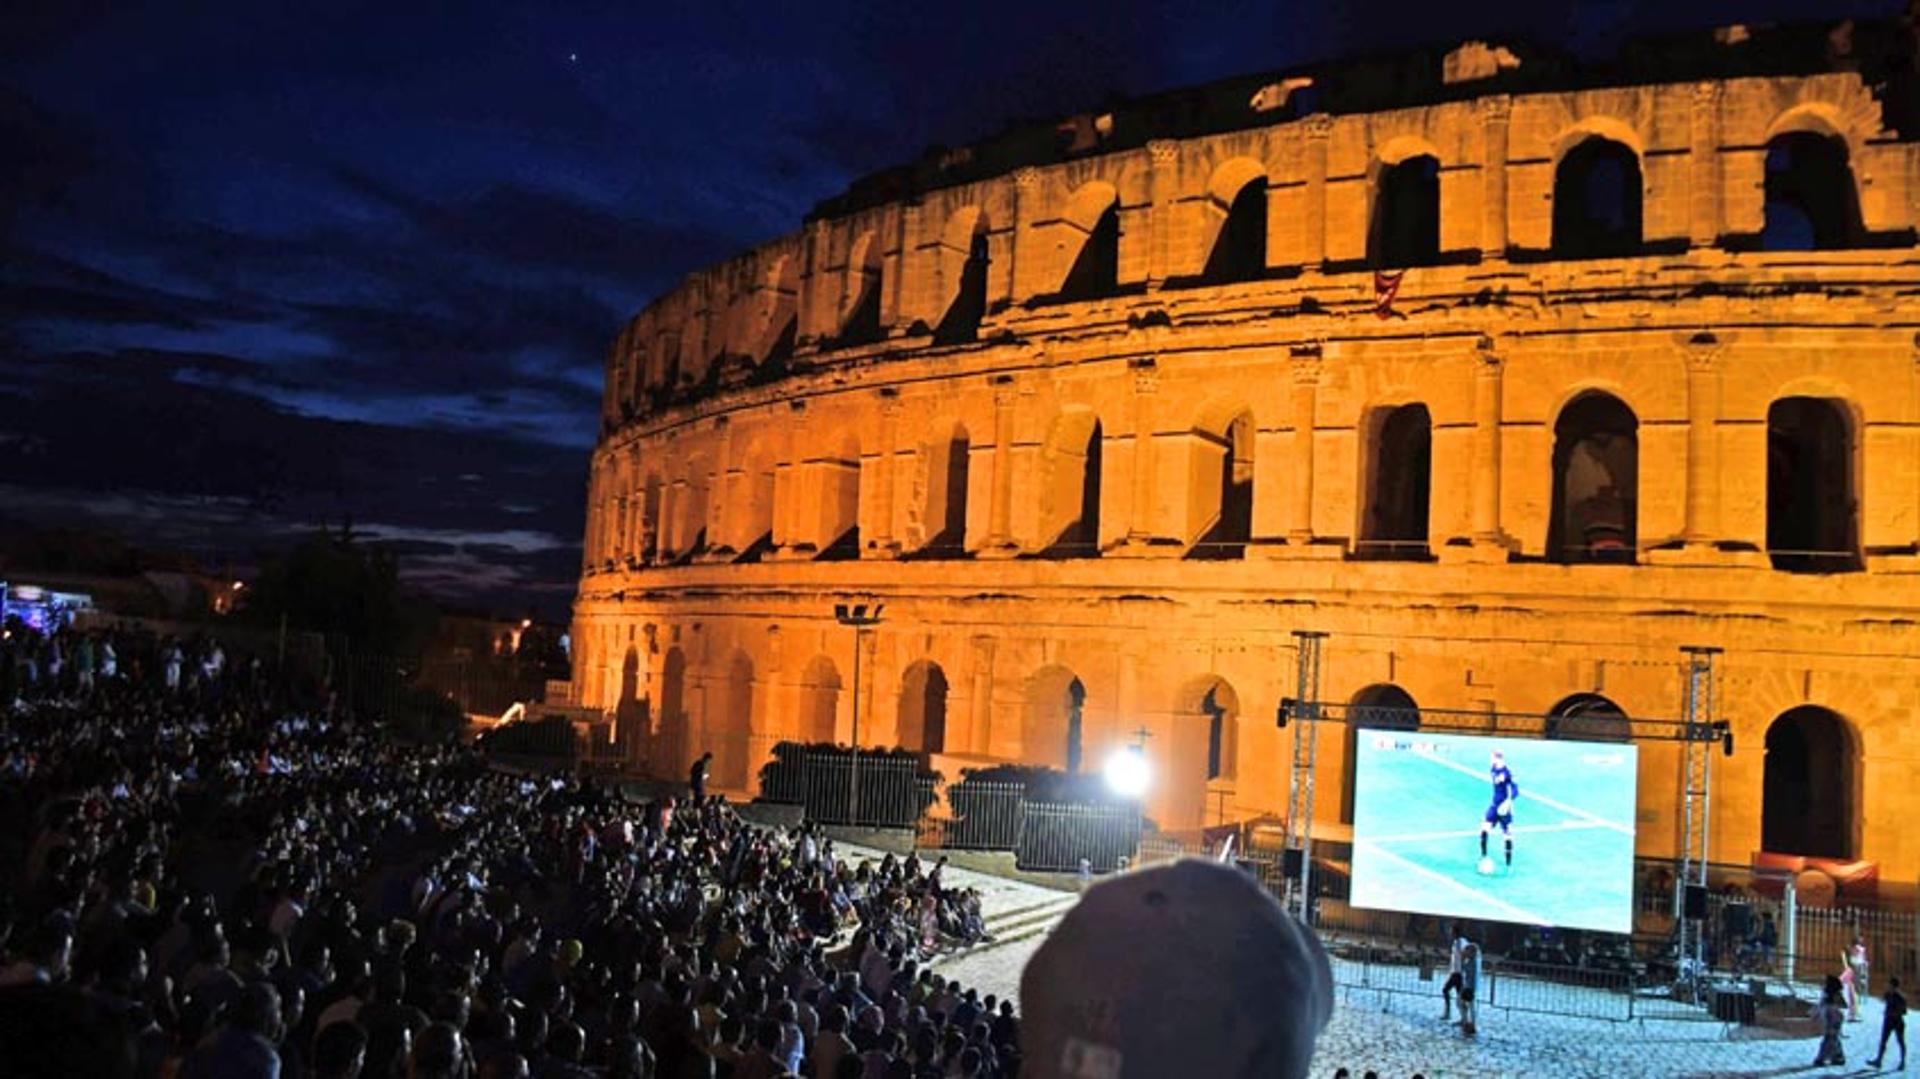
571;27;1920;887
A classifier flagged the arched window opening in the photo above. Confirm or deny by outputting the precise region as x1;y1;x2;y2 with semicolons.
936;228;991;345
660;647;687;771
1024;667;1087;773
1767;397;1859;573
1203;177;1268;284
715;652;755;789
1548;393;1638;564
924;426;971;555
640;476;663;564
1369;155;1440;268
1197;679;1242;781
1763;706;1856;859
798;656;841;745
1762;132;1863;251
1189;412;1255;560
1059;206;1120;302
1341;684;1421;824
1552;137;1642;259
1041;413;1103;558
839;235;884;348
898;661;950;754
1545;693;1631;743
1359;404;1431;559
817;435;861;561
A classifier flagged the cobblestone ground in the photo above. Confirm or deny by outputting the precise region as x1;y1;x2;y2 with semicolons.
912;886;1901;1079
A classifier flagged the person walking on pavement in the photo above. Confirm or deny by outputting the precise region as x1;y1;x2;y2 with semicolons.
689;751;712;804
1815;976;1848;1067
1871;977;1908;1070
1441;924;1470;1022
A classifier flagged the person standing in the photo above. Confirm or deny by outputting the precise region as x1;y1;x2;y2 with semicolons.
1815;976;1848;1067
689;752;712;803
1441;924;1469;1021
1457;939;1482;1037
1871;977;1908;1070
1851;934;1872;1009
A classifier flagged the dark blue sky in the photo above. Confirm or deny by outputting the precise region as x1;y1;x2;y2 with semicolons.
0;0;1885;616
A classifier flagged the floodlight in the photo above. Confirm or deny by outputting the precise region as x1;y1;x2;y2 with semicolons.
1104;745;1150;798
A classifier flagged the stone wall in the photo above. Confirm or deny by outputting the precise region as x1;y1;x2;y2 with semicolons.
574;67;1920;879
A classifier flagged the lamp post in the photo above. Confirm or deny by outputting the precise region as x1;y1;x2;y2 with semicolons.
833;601;885;822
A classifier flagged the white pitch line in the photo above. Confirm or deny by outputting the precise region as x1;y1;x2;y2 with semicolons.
1364;819;1613;845
1410;747;1636;836
1355;839;1554;926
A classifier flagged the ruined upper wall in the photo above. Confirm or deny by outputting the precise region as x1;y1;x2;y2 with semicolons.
599;20;1920;435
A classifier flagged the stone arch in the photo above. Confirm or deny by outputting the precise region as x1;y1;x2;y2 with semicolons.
1342;684;1421;823
935;206;991;345
1762;705;1858;859
1057;182;1120;301
921;422;971;554
1358;403;1432;559
1183;675;1242;782
1552;131;1643;259
732;437;779;561
660;646;687;770
796;654;842;745
1186;404;1255;559
1040;408;1103;557
1767;396;1860;573
898;660;950;753
817;430;861;560
839;229;884;347
712;650;755;789
1762;130;1864;251
1548;391;1638;564
1202;158;1268;284
1369;152;1441;268
1023;665;1087;773
755;254;799;365
1545;692;1631;742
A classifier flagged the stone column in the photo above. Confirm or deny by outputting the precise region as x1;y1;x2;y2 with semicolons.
1479;96;1511;258
866;390;902;557
774;402;813;558
1118;358;1161;553
1470;339;1510;551
884;204;914;335
699;419;733;561
1682;335;1723;545
1302;115;1333;269
968;634;997;756
1688;82;1724;249
981;376;1020;556
1287;345;1322;544
1146;140;1180;285
1009;167;1042;303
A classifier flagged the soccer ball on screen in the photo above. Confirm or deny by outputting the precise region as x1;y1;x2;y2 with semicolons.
1477;856;1495;876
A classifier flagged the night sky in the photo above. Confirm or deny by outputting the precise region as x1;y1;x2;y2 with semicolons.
0;0;1885;617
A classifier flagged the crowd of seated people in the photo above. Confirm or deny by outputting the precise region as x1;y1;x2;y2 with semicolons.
0;621;1020;1078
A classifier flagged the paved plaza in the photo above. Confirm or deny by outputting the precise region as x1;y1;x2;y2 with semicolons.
889;861;1901;1079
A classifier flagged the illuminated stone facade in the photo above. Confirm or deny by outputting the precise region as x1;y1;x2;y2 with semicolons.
574;49;1920;880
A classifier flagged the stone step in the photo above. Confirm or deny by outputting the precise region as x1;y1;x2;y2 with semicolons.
981;894;1077;932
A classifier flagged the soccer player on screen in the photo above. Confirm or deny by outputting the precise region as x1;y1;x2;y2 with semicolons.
1479;749;1519;873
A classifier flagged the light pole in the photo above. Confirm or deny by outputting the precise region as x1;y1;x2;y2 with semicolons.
833;601;885;822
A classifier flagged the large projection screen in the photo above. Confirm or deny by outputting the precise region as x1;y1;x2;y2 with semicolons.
1350;730;1638;934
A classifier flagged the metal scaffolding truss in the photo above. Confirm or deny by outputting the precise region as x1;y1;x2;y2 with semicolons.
1282;630;1327;921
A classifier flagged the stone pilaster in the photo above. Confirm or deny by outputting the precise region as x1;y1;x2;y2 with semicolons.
1009;167;1043;303
980;376;1021;557
1146;140;1181;286
1116;358;1166;555
1287;344;1323;545
1689;82;1725;248
865;390;903;557
1302;115;1333;269
1442;336;1515;562
1479;96;1511;258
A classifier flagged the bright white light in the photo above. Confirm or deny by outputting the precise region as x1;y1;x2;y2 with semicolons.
1104;746;1150;798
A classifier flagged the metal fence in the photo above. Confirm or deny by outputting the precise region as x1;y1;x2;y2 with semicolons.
758;748;938;829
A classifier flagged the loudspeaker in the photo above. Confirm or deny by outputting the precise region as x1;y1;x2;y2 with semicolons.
1282;847;1304;879
1684;884;1708;919
1723;901;1753;938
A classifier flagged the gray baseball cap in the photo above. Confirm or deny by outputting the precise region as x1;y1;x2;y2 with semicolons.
1020;858;1332;1079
